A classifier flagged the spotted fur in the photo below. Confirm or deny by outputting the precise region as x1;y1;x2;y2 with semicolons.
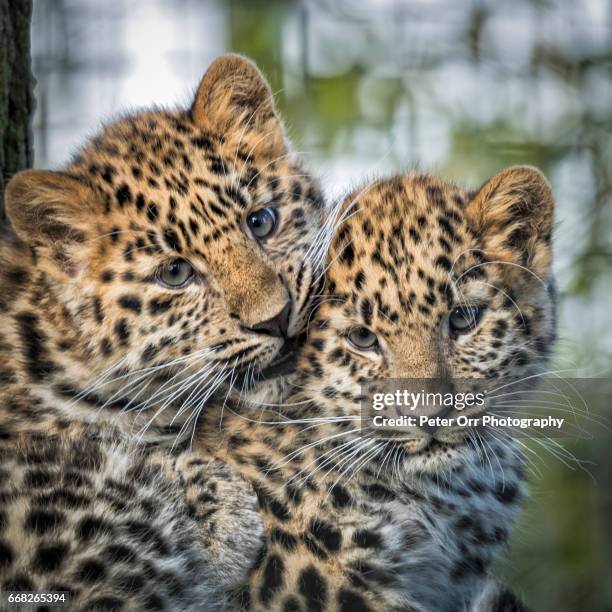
0;55;324;609
194;168;555;611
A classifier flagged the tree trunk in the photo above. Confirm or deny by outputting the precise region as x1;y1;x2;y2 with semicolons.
0;0;34;215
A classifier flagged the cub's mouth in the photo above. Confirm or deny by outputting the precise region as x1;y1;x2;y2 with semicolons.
258;333;305;380
368;432;468;468
258;340;297;380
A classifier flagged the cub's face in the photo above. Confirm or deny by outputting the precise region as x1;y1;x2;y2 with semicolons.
6;56;325;434
298;169;556;470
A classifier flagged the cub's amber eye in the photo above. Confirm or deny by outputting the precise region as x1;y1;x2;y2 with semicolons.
449;306;485;334
347;326;379;351
247;207;278;239
158;259;194;288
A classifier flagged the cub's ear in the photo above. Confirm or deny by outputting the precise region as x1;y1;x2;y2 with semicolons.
191;54;285;156
5;170;94;258
467;165;554;278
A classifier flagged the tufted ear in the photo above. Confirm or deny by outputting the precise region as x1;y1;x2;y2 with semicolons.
191;54;285;156
5;170;95;265
467;165;554;278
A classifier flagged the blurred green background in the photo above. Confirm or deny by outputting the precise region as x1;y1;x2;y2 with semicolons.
30;0;612;609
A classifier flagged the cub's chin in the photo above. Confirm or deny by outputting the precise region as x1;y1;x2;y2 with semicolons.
402;439;468;474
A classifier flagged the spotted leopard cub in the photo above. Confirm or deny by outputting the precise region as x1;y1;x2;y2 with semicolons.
0;55;325;609
196;167;556;611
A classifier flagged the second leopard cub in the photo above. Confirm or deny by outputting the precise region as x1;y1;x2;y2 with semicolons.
197;167;556;611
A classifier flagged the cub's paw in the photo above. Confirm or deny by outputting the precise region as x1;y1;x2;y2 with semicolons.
178;455;264;588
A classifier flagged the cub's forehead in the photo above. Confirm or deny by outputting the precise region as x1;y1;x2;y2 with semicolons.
330;174;472;260
66;110;316;220
341;173;469;225
68;111;214;195
325;174;477;307
70;109;279;176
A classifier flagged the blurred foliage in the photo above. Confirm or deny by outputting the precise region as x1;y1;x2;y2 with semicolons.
229;0;286;88
496;437;612;610
445;119;566;181
30;0;612;609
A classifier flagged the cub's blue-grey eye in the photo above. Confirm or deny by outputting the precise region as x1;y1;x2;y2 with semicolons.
347;326;379;351
158;259;194;288
247;207;278;239
449;306;485;334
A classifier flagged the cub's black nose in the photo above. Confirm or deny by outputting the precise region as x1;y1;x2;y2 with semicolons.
250;302;291;337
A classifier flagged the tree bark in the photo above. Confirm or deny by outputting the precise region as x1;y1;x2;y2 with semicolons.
0;0;34;215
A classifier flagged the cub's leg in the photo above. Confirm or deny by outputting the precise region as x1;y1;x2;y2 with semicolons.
0;432;263;610
150;450;264;588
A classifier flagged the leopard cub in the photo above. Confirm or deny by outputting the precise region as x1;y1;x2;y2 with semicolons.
0;54;324;610
196;167;555;611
